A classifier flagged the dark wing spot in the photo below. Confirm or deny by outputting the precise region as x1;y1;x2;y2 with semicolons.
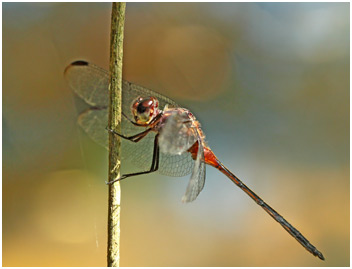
64;60;89;75
71;60;89;66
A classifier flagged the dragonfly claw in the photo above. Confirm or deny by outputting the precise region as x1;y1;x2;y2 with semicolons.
105;126;115;133
105;178;120;185
106;175;126;185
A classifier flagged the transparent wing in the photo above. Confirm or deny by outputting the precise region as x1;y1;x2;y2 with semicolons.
64;60;179;116
159;153;194;177
64;61;109;107
65;61;194;177
181;135;206;203
78;107;109;148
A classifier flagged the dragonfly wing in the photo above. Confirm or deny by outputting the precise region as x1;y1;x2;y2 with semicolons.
78;107;109;149
158;152;194;177
64;61;109;107
65;60;179;110
181;133;206;203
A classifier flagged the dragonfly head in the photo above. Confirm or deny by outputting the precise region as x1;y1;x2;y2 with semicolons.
131;96;160;125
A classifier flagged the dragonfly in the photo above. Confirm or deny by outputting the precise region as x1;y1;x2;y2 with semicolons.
64;60;324;261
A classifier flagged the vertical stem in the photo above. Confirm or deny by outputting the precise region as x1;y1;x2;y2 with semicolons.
107;2;126;267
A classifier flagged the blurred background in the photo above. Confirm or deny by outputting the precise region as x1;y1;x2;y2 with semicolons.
2;2;349;266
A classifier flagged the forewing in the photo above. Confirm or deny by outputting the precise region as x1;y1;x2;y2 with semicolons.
65;61;179;134
64;61;109;107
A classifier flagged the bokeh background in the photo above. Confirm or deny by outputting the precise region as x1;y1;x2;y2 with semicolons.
2;2;349;266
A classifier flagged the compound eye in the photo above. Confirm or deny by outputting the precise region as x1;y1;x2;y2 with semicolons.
131;97;159;124
137;102;148;114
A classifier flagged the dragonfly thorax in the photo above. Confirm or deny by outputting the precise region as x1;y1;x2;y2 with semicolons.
132;96;160;125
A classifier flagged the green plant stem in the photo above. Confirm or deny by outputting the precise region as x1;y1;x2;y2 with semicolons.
107;2;126;267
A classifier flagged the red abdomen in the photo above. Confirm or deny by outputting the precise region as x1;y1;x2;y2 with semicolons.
187;141;220;169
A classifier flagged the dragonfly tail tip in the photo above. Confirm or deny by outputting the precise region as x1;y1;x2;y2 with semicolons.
317;251;325;261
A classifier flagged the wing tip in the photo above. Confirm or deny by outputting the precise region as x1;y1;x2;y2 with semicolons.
181;196;189;203
64;60;89;75
71;60;89;66
181;194;195;203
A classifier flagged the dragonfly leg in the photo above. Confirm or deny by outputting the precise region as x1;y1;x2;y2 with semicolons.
106;134;160;185
107;127;152;142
